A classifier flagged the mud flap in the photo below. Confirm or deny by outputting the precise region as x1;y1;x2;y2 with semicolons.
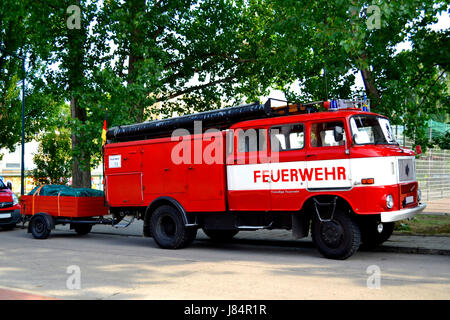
292;214;310;239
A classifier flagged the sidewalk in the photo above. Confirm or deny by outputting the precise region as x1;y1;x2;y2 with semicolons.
225;229;450;256
422;198;449;215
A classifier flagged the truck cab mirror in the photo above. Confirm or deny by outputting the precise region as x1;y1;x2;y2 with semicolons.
6;181;12;190
333;126;344;142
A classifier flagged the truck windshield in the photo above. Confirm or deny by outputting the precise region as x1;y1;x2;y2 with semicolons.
350;115;397;145
0;179;5;189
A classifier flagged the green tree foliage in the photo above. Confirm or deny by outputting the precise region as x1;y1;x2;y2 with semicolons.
32;128;72;185
433;131;450;150
96;0;260;117
25;0;262;187
2;0;448;185
31;102;72;185
25;0;108;187
0;0;62;153
240;0;449;149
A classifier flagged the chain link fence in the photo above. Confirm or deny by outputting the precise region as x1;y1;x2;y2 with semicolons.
393;124;450;202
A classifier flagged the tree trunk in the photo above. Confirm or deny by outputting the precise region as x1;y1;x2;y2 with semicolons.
360;68;381;108
67;4;91;188
70;96;91;188
127;0;146;123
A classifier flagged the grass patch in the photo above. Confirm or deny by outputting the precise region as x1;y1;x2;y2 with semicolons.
394;214;450;235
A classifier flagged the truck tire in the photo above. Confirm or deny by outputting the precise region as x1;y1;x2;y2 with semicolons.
311;209;361;260
203;229;239;242
360;222;395;249
74;224;92;235
150;205;197;249
30;215;52;239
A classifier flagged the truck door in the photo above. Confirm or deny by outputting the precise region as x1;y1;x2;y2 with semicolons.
187;131;226;212
268;122;307;210
306;120;352;190
226;127;271;211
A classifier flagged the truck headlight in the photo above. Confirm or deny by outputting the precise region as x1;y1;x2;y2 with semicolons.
417;189;421;202
386;194;394;209
12;193;19;205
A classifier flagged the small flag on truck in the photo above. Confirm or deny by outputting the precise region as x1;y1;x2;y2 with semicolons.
101;112;107;146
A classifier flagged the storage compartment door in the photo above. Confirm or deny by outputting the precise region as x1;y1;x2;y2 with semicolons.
107;173;143;206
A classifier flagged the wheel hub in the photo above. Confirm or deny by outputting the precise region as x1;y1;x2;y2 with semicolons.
35;221;45;234
320;221;344;248
161;215;176;237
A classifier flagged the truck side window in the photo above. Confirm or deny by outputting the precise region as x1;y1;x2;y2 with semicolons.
237;128;267;153
310;121;346;147
270;124;304;151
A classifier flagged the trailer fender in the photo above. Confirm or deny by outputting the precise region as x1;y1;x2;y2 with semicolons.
27;212;55;233
143;197;197;237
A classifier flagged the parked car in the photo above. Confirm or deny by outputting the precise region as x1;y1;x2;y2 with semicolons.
0;179;21;230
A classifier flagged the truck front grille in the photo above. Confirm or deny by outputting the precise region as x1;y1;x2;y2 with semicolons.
398;158;415;182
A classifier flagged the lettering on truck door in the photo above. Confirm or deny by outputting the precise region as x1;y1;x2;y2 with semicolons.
306;120;352;190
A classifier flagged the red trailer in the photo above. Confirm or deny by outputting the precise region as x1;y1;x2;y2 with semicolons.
20;187;109;239
103;99;426;259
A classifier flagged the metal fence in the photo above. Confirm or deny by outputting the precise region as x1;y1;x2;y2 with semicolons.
393;125;450;202
416;148;450;201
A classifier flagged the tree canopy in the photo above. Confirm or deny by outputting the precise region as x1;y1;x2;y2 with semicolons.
1;0;448;186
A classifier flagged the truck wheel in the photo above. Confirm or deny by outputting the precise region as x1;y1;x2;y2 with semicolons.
74;224;92;235
311;209;361;260
150;205;197;249
30;215;52;239
360;222;395;249
203;229;239;242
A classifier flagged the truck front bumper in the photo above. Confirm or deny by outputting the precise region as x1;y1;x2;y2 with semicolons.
380;203;427;223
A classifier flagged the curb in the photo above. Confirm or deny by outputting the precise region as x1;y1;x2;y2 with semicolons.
198;236;450;256
372;245;450;256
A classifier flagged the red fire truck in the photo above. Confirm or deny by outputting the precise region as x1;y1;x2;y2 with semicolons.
104;98;426;259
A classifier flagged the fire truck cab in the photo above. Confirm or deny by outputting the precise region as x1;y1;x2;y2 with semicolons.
104;99;426;259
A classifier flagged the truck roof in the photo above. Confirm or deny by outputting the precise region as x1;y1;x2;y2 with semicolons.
230;110;383;128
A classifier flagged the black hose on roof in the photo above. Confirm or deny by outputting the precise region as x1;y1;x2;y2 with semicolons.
106;102;272;143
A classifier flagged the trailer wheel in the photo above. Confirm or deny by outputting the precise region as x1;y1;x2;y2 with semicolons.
74;224;92;236
203;229;239;242
150;205;197;249
30;215;52;239
360;222;395;249
311;209;360;260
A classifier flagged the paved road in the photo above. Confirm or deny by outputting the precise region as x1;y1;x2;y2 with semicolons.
0;227;449;300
